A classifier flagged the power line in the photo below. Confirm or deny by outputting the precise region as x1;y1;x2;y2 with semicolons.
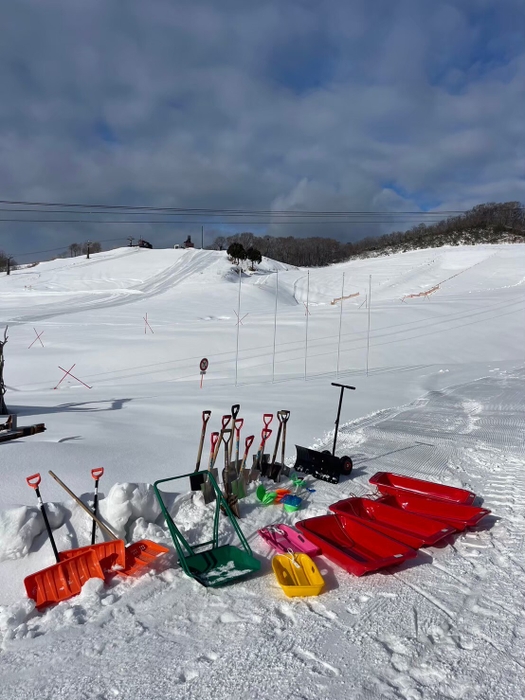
0;198;521;217
0;218;453;225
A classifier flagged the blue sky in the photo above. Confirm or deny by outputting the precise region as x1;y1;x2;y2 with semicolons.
0;0;524;258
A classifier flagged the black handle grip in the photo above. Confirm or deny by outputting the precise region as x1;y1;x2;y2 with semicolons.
331;383;356;390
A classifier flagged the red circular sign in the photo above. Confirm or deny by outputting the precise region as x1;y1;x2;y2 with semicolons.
200;358;209;372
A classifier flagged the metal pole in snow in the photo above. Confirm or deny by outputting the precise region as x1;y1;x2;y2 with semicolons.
235;268;242;386
304;271;310;381
272;271;279;382
336;272;345;376
366;274;372;376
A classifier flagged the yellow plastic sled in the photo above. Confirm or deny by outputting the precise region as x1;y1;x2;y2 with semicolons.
272;552;325;597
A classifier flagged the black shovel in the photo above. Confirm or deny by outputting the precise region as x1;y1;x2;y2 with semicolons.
268;410;291;481
26;473;60;563
190;410;212;491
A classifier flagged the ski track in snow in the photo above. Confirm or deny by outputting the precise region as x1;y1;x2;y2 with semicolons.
1;371;525;700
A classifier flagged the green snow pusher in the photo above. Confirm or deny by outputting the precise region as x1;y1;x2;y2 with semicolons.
153;472;260;587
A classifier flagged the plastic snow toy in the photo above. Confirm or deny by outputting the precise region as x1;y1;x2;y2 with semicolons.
272;552;325;597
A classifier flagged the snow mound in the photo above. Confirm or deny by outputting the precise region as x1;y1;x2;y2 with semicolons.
0;503;66;562
99;483;161;540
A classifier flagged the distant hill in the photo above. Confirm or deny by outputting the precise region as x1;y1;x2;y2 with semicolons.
211;201;525;267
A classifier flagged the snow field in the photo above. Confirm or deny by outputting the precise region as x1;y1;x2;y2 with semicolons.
0;244;524;699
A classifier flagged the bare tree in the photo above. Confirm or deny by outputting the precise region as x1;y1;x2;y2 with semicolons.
0;326;8;415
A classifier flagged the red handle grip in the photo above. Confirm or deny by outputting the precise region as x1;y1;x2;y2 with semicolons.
202;410;212;424
221;414;232;429
210;432;220;449
26;473;41;489
235;418;244;434
263;413;273;428
261;428;272;442
245;435;255;449
91;467;104;480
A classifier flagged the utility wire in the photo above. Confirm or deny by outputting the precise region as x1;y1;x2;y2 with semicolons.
0;198;521;216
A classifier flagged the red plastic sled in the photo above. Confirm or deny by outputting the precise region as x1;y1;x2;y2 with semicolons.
369;472;476;505
296;514;417;576
377;493;490;530
24;550;104;609
329;497;456;548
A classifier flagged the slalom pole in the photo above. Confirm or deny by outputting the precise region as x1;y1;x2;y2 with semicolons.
272;271;279;382
304;271;310;381
336;272;345;376
235;267;242;386
366;274;372;376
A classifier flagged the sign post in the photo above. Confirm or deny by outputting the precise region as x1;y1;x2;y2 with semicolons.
199;357;209;389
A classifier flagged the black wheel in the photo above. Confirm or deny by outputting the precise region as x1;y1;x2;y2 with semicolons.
340;455;353;475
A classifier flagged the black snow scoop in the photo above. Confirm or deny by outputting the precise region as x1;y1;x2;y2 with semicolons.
293;383;355;484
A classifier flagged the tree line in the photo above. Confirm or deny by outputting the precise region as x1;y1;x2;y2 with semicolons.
210;201;525;267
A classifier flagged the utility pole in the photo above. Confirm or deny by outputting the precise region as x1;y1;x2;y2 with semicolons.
86;241;91;259
201;226;204;249
6;257;13;276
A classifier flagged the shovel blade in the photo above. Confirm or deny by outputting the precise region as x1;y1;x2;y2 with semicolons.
59;540;126;575
190;472;206;491
24;550;104;609
119;540;170;577
201;476;216;504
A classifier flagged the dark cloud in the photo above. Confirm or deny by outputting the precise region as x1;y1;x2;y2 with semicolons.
1;0;524;258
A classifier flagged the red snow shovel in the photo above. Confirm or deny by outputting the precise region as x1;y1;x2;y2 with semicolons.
48;471;169;576
24;473;104;609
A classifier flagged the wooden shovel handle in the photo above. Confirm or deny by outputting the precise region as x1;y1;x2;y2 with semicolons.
48;470;119;541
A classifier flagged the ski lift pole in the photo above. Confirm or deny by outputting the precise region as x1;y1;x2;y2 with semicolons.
330;383;356;456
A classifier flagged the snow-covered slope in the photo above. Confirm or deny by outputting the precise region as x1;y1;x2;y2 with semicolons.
0;244;524;699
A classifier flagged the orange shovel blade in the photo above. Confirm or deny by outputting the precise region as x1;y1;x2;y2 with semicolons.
59;540;126;575
24;550;104;609
118;540;170;577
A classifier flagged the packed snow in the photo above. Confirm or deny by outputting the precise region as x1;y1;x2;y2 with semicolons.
0;244;524;699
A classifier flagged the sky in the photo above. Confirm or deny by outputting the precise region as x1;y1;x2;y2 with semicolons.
1;0;524;260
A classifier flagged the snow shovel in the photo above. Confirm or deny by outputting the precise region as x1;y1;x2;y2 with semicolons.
250;427;272;482
48;471;169;576
201;431;220;504
190;410;212;491
25;473;105;609
90;467;104;545
268;410;291;482
231;434;254;499
294;383;355;484
220;429;241;518
260;413;274;476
